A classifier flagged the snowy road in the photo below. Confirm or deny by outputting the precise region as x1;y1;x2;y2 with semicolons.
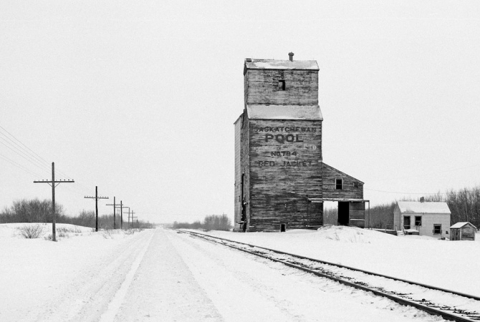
2;227;447;321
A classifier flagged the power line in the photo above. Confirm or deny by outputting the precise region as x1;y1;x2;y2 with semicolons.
372;163;480;183
365;188;445;195
0;125;122;220
0;135;51;174
0;138;88;214
0;125;81;183
0;125;87;197
0;152;46;178
0;125;49;164
0;126;51;174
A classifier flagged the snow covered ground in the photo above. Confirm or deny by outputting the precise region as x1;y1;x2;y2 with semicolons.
207;226;480;296
0;223;478;321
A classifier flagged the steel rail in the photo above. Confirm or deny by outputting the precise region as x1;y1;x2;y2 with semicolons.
180;230;480;322
181;230;480;301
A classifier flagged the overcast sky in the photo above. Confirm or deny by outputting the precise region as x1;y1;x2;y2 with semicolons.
1;1;480;224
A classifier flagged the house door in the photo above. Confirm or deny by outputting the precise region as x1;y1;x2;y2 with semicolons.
403;216;411;230
338;202;349;226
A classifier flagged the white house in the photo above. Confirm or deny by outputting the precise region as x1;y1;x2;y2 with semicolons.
393;201;451;238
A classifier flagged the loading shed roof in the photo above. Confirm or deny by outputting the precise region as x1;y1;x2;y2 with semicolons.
321;162;364;184
246;104;323;120
397;201;451;214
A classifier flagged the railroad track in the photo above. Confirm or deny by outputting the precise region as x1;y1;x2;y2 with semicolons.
180;230;480;322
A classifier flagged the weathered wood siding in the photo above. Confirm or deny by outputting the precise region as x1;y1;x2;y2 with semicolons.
322;163;363;200
460;226;476;240
451;225;476;241
248;119;323;231
234;116;242;231
245;70;318;106
349;202;366;228
321;163;365;227
241;114;251;230
237;57;365;231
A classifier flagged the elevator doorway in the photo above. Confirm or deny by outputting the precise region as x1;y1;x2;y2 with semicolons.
338;202;350;226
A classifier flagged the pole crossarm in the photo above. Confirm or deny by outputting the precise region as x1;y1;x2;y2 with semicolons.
34;179;74;188
34;179;75;183
106;200;126;229
105;197;120;229
33;162;74;242
84;186;109;232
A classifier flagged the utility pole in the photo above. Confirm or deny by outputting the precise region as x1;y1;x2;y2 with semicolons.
106;200;127;229
106;197;120;229
34;162;74;242
131;213;138;229
122;207;131;229
120;201;124;229
84;186;109;232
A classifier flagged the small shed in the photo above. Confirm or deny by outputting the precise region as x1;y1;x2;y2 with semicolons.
450;222;477;241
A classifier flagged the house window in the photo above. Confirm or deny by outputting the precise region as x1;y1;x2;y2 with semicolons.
335;179;343;190
433;224;442;235
278;80;286;91
403;216;411;230
415;216;422;226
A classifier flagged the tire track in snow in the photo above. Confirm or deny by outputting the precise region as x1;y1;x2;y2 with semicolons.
99;231;154;322
21;230;154;322
112;228;223;321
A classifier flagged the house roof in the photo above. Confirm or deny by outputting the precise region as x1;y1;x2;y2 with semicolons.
396;201;451;214
244;58;319;74
450;222;477;229
246;104;323;120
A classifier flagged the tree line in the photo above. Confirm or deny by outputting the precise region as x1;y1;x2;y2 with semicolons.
172;214;231;231
0;199;155;229
368;185;480;229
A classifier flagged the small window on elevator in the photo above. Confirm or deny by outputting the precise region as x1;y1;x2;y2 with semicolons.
278;80;286;91
335;178;343;190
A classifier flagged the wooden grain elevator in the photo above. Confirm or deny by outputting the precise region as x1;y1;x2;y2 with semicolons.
234;53;366;232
